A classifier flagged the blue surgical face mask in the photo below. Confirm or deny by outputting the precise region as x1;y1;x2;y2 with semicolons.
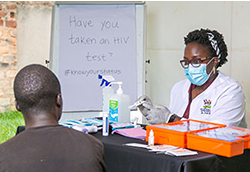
184;58;214;86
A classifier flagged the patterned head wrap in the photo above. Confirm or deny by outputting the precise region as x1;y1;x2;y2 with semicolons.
207;32;221;62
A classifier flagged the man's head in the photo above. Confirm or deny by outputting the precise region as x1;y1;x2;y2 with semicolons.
14;64;62;118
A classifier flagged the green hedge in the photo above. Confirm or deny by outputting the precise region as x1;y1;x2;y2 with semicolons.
0;111;25;144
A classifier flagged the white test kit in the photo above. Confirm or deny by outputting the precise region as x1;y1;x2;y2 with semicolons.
129;100;146;109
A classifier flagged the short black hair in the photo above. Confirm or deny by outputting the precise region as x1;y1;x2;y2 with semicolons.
14;64;61;114
184;28;228;68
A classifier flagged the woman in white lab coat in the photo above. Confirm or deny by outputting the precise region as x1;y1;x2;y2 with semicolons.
137;28;247;128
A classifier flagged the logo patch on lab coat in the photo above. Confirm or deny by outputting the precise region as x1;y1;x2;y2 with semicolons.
200;99;211;115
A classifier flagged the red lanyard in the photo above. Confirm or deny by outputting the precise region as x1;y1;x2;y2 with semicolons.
182;84;195;119
182;77;216;119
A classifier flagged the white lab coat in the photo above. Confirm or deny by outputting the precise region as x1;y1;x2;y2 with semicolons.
169;71;247;128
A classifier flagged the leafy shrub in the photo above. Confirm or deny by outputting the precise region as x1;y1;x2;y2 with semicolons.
0;111;24;144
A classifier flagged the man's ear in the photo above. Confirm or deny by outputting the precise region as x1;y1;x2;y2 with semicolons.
15;100;21;111
56;94;62;107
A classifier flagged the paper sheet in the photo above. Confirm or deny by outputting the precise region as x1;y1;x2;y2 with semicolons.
112;127;146;140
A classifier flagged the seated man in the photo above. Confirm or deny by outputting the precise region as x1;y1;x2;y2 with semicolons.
0;64;107;172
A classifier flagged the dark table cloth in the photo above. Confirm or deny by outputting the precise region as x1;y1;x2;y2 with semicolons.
92;130;250;172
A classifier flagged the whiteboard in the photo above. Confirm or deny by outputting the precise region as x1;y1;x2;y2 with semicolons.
50;2;146;113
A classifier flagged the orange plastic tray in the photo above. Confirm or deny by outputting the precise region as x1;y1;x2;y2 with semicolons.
187;132;246;157
241;135;250;149
227;126;250;149
146;119;225;148
187;126;250;157
146;124;186;148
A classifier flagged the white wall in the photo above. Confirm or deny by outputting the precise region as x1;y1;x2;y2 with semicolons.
145;1;250;127
16;2;250;127
17;5;52;69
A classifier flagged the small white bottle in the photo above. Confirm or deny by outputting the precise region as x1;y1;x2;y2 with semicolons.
109;82;131;123
102;112;109;136
148;129;154;146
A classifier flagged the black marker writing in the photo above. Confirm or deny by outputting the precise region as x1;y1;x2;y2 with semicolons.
64;69;70;76
85;52;107;61
114;37;129;44
64;69;121;77
101;20;119;31
109;52;113;57
69;16;94;28
69;34;97;45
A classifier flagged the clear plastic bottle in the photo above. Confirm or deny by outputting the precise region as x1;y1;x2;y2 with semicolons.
98;75;115;114
102;85;114;113
148;129;154;146
109;82;131;123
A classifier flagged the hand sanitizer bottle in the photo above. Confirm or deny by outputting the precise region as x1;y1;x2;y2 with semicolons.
102;85;114;113
109;82;131;123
